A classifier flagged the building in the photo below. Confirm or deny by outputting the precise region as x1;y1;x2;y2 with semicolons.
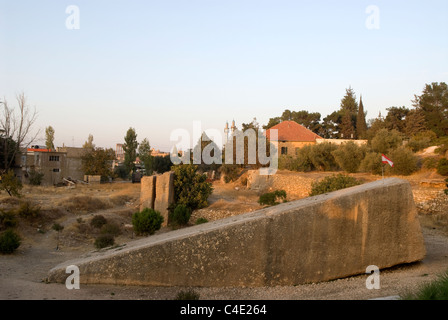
15;146;86;186
315;138;367;146
265;120;322;156
56;147;86;181
116;144;125;162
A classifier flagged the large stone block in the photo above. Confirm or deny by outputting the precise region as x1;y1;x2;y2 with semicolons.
47;178;426;287
154;171;174;227
140;176;157;212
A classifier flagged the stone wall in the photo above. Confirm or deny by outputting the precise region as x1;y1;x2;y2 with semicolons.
139;172;174;227
47;178;425;287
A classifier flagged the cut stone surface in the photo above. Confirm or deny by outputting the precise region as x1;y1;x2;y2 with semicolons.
48;178;426;287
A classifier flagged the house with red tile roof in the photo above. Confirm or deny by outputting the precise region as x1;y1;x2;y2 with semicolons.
265;120;322;157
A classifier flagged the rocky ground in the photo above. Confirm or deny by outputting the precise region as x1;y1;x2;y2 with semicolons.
1;171;448;300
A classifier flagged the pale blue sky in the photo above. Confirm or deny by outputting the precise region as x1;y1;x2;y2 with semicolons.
1;0;447;151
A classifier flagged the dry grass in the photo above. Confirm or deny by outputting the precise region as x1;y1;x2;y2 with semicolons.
59;195;111;214
419;214;448;236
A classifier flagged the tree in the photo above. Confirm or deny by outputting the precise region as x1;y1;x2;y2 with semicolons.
339;87;358;138
370;128;403;154
152;155;173;174
82;134;95;150
172;164;213;211
45;126;55;150
413;82;448;137
405;108;427;137
0;93;39;172
384;106;409;134
138;138;153;175
356;96;368;139
52;223;64;250
81;147;115;180
340;110;356;139
332;142;366;173
123;128;138;175
0;170;23;197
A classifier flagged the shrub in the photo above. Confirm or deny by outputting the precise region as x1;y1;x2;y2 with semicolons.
169;204;192;227
132;208;164;236
332;142;366;173
309;174;361;196
295;145;315;172
370;128;403;154
0;209;17;230
258;190;287;206
172;164;213;211
100;222;121;237
387;146;419;176
278;155;299;171
0;170;23;197
195;217;208;225
422;157;440;170
359;152;382;175
437;158;448;176
64;196;110;213
17;201;40;219
175;289;200;300
309;143;339;171
408;130;437;153
90;215;108;229
0;229;21;254
94;234;115;249
28;168;44;186
402;269;448;300
219;164;240;183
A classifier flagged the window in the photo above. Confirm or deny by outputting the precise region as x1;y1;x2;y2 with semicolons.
49;155;60;162
53;168;60;173
281;147;288;155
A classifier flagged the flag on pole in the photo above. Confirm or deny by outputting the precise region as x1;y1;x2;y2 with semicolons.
382;154;394;167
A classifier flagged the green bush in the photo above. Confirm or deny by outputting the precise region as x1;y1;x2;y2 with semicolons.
422;157;440;170
175;289;200;300
309;142;339;171
278;155;299;171
94;234;115;249
132;208;164;236
402;269;448;300
370;128;403;154
0;209;17;230
172;164;213;211
17;201;40;219
0;229;21;254
195;217;208;225
359;152;382;175
408;130;437;153
28;169;44;186
332;142;366;173
219;164;240;183
100;222;121;237
169;204;192;227
258;190;287;206
437;158;448;176
309;174;361;196
387;146;419;176
0;170;23;197
90;215;107;229
295;145;315;172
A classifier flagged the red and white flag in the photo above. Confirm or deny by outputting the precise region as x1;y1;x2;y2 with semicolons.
382;154;394;167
